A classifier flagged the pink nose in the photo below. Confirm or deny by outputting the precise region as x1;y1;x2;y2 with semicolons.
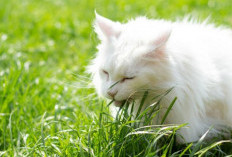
107;91;117;99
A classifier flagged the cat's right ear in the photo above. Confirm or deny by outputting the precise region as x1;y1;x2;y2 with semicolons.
94;11;122;40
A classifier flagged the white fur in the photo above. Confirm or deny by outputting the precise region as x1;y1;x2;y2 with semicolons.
88;13;232;143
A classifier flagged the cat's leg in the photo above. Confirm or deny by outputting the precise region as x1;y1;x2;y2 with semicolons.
175;119;210;143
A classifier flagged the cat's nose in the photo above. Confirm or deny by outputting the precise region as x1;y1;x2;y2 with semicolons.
107;91;118;99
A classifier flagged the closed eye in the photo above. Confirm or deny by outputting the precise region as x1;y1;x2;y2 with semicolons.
102;70;109;80
121;76;135;82
102;70;108;75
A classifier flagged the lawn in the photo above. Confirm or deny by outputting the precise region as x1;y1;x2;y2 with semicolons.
0;0;232;156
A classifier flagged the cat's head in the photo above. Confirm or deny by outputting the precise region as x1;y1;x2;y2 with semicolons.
88;13;173;106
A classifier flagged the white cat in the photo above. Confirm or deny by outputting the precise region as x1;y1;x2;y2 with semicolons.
88;12;232;143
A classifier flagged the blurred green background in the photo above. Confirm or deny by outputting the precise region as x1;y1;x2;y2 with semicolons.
0;0;231;155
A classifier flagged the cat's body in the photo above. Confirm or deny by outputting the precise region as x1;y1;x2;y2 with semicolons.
88;13;232;143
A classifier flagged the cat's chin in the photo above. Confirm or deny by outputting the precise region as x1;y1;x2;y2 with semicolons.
113;100;125;107
113;98;135;107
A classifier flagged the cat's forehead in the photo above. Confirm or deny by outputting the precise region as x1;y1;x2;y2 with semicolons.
114;33;153;51
114;40;138;53
116;18;171;46
101;46;137;74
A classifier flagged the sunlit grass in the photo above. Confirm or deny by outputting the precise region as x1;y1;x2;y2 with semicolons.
0;0;232;156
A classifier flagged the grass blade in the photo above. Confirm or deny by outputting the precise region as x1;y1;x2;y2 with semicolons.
161;97;177;124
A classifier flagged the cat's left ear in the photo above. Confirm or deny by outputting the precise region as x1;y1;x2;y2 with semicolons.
145;30;172;59
94;12;122;40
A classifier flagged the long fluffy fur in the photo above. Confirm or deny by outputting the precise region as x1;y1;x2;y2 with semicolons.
89;13;232;143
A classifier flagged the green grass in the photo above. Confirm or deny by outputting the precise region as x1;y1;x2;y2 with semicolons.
0;0;232;156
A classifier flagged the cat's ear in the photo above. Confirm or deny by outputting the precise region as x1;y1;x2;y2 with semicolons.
94;12;122;40
145;30;171;59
